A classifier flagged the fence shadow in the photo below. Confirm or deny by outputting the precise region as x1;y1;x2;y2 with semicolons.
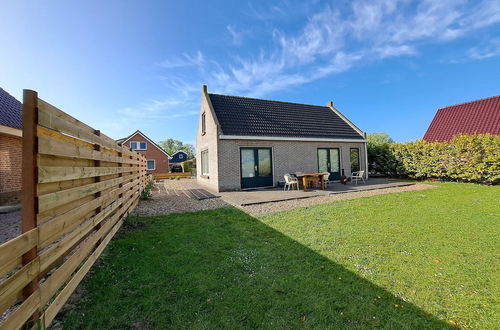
58;207;452;329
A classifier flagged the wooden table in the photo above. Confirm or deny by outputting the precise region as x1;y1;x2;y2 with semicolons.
294;172;327;192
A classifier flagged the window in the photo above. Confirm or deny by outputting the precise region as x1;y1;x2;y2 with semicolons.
130;141;147;150
201;112;206;135
350;148;360;173
146;160;155;170
201;150;209;175
179;154;184;159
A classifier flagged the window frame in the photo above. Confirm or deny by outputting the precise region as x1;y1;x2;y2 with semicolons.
350;147;360;173
201;112;206;135
146;159;156;170
201;149;209;175
130;141;147;150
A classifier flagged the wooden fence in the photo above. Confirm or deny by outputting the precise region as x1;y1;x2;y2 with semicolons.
0;90;147;329
153;172;192;180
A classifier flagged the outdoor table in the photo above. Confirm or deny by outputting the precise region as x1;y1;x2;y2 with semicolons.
293;172;326;192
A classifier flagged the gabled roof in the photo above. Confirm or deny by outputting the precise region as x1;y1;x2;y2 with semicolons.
116;130;171;157
207;93;364;140
0;87;22;130
171;151;187;156
423;95;500;142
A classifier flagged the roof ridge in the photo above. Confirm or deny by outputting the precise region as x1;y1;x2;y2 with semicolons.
438;94;500;110
208;92;328;109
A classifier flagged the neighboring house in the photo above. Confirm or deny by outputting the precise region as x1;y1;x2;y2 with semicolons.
170;151;189;164
116;130;170;174
196;85;368;192
423;95;500;142
0;87;23;204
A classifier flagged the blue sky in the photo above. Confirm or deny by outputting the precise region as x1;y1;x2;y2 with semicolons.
1;0;499;144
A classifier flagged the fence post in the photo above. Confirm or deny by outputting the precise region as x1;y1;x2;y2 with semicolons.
21;89;40;320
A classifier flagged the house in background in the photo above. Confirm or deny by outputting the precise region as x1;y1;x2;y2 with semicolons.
117;130;170;175
0;87;23;204
196;85;368;192
423;95;500;142
170;151;189;164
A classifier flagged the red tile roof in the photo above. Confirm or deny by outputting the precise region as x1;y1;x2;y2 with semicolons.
423;95;500;142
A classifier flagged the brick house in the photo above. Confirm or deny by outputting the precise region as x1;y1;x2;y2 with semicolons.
117;130;170;174
0;87;23;204
196;85;368;192
423;95;500;142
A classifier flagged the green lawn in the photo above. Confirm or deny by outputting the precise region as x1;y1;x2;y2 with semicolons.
59;182;499;329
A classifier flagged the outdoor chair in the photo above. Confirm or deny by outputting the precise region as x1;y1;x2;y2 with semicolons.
283;173;299;191
350;170;365;184
322;173;330;188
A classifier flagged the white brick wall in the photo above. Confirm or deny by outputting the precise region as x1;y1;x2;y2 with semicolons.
216;139;367;191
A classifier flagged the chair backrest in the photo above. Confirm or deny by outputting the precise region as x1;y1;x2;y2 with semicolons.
284;174;293;183
357;170;365;177
323;173;329;180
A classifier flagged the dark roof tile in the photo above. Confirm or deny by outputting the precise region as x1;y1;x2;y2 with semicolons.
0;87;22;129
208;93;363;140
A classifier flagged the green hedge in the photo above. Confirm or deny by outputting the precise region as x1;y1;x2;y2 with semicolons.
390;134;500;184
181;160;192;173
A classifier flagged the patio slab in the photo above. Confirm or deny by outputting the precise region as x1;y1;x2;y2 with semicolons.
219;178;415;206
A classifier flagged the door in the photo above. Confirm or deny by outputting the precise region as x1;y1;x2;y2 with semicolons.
240;147;273;189
318;148;341;180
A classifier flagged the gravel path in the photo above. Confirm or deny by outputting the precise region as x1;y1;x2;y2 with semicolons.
0;210;21;245
242;183;437;215
133;179;230;216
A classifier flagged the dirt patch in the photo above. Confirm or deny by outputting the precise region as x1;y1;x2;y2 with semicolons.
0;210;21;244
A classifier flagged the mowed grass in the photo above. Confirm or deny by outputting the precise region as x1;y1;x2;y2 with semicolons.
59;182;499;329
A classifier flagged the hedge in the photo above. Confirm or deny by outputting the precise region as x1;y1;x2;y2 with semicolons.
390;134;500;184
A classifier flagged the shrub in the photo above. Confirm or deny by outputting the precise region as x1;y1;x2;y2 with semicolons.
390;134;500;184
140;179;155;200
181;160;191;173
366;133;399;175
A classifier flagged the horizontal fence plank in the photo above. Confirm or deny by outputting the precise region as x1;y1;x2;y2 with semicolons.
0;290;41;330
38;128;143;166
0;258;39;315
38;166;143;183
0;257;21;279
153;172;192;179
38;173;139;213
0;229;38;268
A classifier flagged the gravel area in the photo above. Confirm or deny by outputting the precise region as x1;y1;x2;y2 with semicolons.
0;210;21;244
241;183;437;215
133;179;230;216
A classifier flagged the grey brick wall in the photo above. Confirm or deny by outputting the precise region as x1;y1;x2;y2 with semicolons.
216;139;367;191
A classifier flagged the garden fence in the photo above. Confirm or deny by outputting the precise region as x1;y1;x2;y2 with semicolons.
0;90;147;329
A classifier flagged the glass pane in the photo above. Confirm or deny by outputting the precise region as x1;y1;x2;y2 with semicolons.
140;142;146;149
130;142;137;149
201;151;209;174
329;149;340;173
147;160;154;170
258;149;271;176
318;149;328;173
350;148;360;172
241;149;255;178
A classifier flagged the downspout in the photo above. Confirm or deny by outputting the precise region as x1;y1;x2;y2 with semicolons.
364;132;369;180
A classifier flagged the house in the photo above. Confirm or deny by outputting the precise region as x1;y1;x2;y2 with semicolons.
423;95;500;142
116;130;170;174
0;87;23;204
196;85;368;192
170;151;189;164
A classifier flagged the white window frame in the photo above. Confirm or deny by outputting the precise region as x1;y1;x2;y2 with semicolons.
201;150;209;175
146;159;156;170
130;141;147;150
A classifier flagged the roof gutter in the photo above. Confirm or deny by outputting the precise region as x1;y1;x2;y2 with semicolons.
219;134;366;143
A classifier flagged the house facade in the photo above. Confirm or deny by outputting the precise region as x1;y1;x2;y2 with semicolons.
170;151;189;163
0;87;23;204
196;85;368;192
423;95;500;142
117;130;170;174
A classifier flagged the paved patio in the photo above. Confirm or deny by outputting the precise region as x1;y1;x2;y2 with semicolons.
219;178;415;206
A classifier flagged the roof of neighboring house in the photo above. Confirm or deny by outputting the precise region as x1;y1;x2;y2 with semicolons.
423;95;500;142
0;87;22;130
116;130;171;157
207;93;364;140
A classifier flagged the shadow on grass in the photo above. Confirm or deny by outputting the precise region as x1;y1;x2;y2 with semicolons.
58;207;452;329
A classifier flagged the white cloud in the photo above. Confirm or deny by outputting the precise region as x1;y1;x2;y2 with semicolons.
466;38;500;60
158;51;205;69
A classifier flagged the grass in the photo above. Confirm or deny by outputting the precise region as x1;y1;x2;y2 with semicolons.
58;182;499;329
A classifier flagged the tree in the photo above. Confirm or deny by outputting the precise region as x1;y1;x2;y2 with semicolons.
366;133;397;175
158;139;195;159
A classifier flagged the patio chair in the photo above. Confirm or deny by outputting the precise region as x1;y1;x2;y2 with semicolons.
322;173;331;188
283;174;299;191
350;170;365;184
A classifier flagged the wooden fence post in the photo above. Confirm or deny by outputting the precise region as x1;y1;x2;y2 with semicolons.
21;89;40;320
